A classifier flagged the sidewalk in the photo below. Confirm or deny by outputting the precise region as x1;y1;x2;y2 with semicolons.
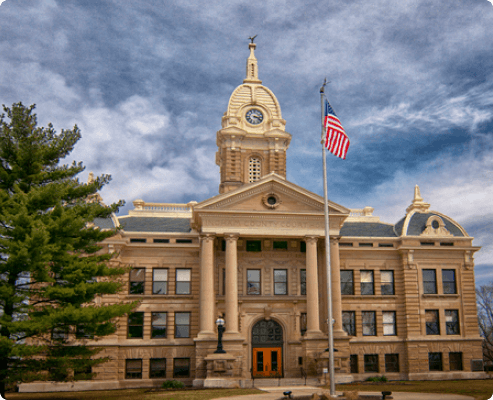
214;386;475;400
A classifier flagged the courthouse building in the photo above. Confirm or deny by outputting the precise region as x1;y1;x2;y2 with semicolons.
68;43;485;389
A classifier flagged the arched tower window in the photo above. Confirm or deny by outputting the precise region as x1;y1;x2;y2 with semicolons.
248;157;262;183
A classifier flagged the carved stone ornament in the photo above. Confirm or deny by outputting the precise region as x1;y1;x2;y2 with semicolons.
421;216;452;237
403;250;417;270
262;192;282;209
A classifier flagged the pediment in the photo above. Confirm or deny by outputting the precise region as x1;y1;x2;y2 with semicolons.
194;173;349;215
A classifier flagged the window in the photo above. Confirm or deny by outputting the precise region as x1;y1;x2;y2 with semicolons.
425;310;440;335
74;365;92;381
151;312;167;338
175;312;190;338
364;354;379;373
383;311;396;336
442;270;457;294
445;310;460;335
152;269;168;295
51;326;68;342
75;325;94;340
176;239;192;243
385;354;399;373
342;311;356;336
360;270;374;295
381;270;394;295
300;241;306;253
130;238;146;243
449;352;463;371
173;358;190;378
246;240;262;252
428;352;443;371
300;313;307;336
247;269;261;295
126;359;142;379
423;269;437;294
350;355;358;373
341;270;354;295
248;157;262;182
300;269;306;295
222;268;226;295
273;241;288;250
150;358;166;378
129;268;145;294
176;269;191;295
127;312;144;338
362;311;376;336
153;238;169;243
274;269;287;295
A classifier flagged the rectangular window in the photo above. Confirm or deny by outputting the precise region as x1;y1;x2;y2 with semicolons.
300;313;307;336
442;270;457;294
274;269;287;295
247;269;261;295
350;355;358;373
425;310;440;335
150;358;166;378
222;268;226;295
360;270;374;295
175;269;191;295
273;241;288;250
176;239;192;243
342;311;356;336
51;326;68;342
127;312;144;339
449;352;463;371
383;311;397;336
130;238;146;243
175;312;190;338
173;358;190;378
364;354;379;373
428;352;443;371
423;269;437;294
445;310;460;335
125;359;142;379
153;238;169;243
300;241;306;253
341;270;354;295
75;325;94;340
362;311;376;336
385;354;400;373
300;269;306;295
246;240;261;252
152;269;168;295
151;312;167;338
381;270;395;295
129;268;145;294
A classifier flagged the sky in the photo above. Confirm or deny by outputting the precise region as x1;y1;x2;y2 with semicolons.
0;0;492;286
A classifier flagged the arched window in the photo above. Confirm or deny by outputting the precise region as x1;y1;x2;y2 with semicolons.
249;157;262;183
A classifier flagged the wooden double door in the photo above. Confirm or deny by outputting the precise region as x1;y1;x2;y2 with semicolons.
252;347;282;378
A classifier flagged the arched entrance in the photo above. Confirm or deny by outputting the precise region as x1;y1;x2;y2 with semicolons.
251;319;283;378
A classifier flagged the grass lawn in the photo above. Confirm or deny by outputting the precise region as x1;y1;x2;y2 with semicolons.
6;388;262;400
335;379;493;400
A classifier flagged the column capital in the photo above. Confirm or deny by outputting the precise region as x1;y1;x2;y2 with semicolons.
330;235;341;244
304;235;319;244
199;234;216;243
224;233;240;242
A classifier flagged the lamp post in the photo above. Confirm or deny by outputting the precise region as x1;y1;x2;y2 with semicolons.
214;317;226;354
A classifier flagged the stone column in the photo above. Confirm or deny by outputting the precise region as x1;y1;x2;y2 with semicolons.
330;236;344;334
225;234;239;335
199;234;215;337
305;236;322;335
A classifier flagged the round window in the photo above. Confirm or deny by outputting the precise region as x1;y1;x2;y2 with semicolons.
267;196;277;205
432;220;440;229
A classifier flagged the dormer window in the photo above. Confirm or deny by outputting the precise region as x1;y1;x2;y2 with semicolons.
248;157;262;182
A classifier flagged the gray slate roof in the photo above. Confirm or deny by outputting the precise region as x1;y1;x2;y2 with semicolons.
118;217;191;233
93;217;116;230
404;212;464;237
340;222;397;237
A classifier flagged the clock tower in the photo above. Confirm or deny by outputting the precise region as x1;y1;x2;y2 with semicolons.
216;42;292;194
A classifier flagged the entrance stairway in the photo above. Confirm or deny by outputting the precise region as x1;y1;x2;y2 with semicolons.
252;377;320;387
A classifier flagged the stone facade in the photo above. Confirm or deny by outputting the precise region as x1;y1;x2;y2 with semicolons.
19;43;486;393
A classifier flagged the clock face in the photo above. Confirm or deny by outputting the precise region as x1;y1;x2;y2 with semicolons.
246;108;264;125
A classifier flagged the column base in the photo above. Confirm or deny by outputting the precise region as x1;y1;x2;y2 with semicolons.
304;330;325;339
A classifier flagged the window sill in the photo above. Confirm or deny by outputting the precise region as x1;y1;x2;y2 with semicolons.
342;295;398;300
422;294;460;299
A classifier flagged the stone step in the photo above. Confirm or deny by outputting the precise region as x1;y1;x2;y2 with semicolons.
253;378;320;387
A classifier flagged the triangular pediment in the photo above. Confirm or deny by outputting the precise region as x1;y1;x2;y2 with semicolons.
194;173;349;215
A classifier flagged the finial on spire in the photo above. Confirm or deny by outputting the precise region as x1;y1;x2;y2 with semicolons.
406;184;430;214
244;36;262;84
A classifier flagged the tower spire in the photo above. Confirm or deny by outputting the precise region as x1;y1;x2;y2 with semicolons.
244;37;262;84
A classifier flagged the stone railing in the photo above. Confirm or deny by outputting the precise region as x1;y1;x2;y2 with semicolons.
130;200;197;217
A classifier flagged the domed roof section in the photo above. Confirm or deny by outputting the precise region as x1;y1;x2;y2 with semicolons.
394;185;468;237
227;84;282;121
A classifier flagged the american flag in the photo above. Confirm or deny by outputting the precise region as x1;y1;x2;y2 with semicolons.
324;100;349;159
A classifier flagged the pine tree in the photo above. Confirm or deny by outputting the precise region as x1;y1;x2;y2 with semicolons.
0;103;136;397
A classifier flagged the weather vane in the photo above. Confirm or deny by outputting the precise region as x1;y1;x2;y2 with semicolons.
248;35;257;43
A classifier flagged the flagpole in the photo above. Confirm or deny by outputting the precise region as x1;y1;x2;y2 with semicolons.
320;81;335;397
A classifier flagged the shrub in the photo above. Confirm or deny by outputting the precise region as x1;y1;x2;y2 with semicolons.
162;380;185;389
365;376;387;382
